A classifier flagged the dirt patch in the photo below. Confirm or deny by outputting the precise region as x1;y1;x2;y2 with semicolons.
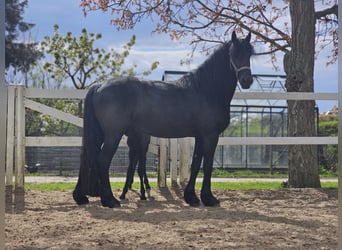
6;188;337;249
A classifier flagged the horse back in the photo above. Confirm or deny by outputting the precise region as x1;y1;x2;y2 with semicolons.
93;77;230;138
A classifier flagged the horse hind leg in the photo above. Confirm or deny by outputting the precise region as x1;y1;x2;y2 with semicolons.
129;132;150;201
72;181;89;205
137;154;149;200
97;135;122;208
139;134;151;200
144;170;151;199
73;152;90;205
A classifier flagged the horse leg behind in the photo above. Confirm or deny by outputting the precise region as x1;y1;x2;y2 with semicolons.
120;131;151;201
137;133;151;200
120;137;139;200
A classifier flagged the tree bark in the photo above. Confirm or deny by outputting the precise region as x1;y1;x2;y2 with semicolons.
283;1;320;187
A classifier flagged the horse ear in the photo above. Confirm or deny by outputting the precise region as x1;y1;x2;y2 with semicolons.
232;31;237;43
245;32;251;43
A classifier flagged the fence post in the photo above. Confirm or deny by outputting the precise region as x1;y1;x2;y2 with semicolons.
169;138;178;187
337;3;342;250
15;86;25;212
158;138;167;188
5;86;15;213
0;3;5;243
179;138;191;187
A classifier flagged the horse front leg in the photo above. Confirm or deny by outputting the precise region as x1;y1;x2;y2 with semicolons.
200;134;220;207
97;136;122;208
184;137;203;206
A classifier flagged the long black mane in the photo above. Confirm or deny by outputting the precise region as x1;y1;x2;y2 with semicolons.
167;42;234;90
189;42;234;103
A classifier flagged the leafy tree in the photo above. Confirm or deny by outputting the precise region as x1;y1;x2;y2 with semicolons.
80;0;338;187
27;62;64;90
80;1;337;65
5;0;43;83
41;24;159;89
319;114;338;172
26;25;158;137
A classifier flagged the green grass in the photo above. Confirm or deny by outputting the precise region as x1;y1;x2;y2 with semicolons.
208;169;288;178
319;168;338;177
25;168;337;179
24;180;337;191
320;182;339;188
198;181;284;190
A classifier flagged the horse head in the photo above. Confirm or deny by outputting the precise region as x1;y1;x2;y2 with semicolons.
229;31;254;89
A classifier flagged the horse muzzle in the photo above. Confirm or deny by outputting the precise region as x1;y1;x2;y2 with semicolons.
239;74;253;89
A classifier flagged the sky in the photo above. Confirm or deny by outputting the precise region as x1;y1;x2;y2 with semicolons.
22;0;338;112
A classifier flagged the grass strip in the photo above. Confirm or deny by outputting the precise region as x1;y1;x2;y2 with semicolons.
24;181;337;191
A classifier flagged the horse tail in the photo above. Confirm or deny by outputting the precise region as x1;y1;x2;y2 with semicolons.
78;84;103;196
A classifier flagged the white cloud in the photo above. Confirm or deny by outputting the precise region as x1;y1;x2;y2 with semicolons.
108;35;204;80
127;47;200;78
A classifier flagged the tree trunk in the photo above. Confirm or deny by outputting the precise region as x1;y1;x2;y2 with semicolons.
283;1;320;187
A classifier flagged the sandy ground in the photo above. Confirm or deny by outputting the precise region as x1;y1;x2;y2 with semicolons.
5;188;337;249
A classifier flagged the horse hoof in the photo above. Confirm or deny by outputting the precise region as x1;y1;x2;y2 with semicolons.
202;198;220;207
201;192;220;207
72;189;89;205
184;191;200;207
119;194;126;200
187;199;201;207
140;195;147;201
101;196;121;208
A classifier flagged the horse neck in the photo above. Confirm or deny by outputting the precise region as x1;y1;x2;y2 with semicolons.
191;44;237;106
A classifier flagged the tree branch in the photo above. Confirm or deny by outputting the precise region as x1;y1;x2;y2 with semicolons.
315;4;338;19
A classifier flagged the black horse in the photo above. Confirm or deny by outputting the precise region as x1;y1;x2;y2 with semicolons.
73;31;254;208
119;130;151;201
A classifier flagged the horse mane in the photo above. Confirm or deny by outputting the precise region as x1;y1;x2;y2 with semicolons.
182;41;236;104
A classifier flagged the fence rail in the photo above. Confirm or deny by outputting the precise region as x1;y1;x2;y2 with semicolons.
6;85;338;190
25;87;339;100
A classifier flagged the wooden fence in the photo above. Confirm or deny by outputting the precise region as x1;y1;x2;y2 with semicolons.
5;85;338;211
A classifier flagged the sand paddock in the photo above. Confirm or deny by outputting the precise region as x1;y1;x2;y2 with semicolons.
6;188;337;249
